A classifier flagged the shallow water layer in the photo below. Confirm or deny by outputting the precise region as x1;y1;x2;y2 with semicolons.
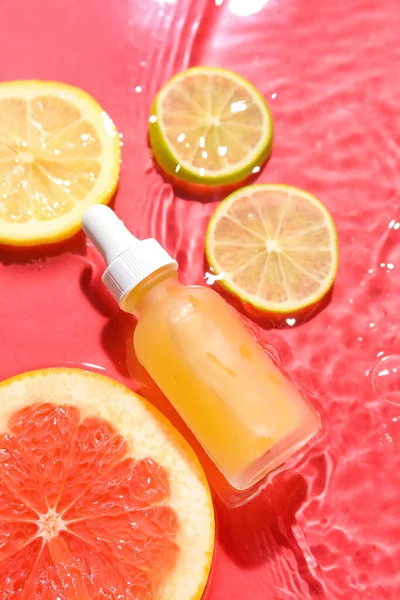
0;0;400;598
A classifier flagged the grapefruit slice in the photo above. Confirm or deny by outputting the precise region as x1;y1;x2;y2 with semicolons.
0;368;214;599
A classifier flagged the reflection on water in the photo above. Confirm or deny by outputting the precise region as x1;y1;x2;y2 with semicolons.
229;0;270;17
204;270;226;285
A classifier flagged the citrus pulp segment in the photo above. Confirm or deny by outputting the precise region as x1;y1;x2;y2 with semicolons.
0;81;121;246
149;67;273;185
206;184;339;314
0;368;214;599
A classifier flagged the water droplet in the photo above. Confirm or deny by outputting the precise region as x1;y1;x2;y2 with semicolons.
230;100;247;113
371;355;400;405
204;271;225;285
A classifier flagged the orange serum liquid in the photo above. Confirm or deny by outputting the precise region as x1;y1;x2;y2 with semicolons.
127;267;319;490
83;205;320;491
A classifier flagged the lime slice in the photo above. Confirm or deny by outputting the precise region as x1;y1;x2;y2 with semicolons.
149;67;273;185
205;184;339;314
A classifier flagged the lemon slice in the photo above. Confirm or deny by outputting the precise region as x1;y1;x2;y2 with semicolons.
0;81;120;246
149;67;273;185
206;184;339;313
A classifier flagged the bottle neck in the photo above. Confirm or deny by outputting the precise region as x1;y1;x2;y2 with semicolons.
123;265;181;317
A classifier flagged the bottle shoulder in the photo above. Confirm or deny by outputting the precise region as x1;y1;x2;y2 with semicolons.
135;283;225;324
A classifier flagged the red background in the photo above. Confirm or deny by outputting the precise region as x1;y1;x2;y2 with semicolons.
0;0;400;598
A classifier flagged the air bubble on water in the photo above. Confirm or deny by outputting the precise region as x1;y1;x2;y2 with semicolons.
371;354;400;406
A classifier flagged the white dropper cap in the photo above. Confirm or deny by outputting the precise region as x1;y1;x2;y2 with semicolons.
82;205;178;310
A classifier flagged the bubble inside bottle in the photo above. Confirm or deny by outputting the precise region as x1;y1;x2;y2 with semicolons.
371;355;400;406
